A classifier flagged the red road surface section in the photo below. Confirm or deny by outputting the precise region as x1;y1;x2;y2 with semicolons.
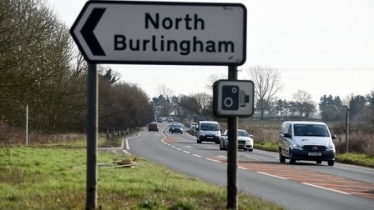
214;156;374;200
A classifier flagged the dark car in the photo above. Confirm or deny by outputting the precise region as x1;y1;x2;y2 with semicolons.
148;122;159;132
168;123;177;132
170;124;183;134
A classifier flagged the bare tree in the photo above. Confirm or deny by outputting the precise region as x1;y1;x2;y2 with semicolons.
178;95;201;115
205;74;226;91
157;84;174;99
192;93;212;115
292;90;316;118
246;66;283;119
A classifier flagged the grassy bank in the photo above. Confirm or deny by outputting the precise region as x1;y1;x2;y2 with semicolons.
0;142;283;210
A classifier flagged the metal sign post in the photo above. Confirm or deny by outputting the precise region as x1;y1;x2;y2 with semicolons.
86;63;98;209
227;65;238;209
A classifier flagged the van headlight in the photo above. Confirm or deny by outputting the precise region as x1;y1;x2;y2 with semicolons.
291;143;303;150
327;144;335;152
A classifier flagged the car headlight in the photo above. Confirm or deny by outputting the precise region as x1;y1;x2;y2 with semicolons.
245;140;252;144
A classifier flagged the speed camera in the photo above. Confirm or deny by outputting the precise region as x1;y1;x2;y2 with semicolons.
213;80;254;117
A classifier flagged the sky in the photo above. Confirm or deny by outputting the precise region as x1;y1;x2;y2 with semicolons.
46;0;374;103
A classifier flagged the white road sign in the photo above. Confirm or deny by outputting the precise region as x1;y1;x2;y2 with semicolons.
70;1;247;65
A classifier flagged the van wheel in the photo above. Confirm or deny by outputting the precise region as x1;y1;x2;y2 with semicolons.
328;160;334;166
279;150;286;163
289;152;296;165
197;139;202;144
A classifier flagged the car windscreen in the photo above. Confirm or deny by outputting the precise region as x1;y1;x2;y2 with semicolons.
294;124;330;137
237;130;249;137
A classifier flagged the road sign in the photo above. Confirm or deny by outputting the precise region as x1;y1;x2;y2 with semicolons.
213;80;254;117
70;1;246;65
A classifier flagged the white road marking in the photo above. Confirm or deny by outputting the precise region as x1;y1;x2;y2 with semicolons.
192;154;202;158
122;150;131;155
257;172;288;180
302;183;351;195
124;131;142;150
206;158;221;163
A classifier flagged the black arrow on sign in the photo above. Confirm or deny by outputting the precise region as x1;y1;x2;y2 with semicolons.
81;8;106;56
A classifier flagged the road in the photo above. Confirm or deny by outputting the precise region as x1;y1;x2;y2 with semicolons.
115;122;374;210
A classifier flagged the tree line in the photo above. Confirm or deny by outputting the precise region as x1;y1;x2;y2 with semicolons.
1;0;373;137
153;66;374;130
0;0;153;135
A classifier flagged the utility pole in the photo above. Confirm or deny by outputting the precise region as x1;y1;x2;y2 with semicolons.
345;106;349;153
26;104;28;145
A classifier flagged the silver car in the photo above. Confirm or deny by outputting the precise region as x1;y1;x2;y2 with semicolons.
220;129;254;151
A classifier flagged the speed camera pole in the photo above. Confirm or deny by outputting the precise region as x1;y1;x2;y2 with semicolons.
227;65;238;210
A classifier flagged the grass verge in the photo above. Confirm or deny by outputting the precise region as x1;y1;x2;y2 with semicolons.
0;143;284;210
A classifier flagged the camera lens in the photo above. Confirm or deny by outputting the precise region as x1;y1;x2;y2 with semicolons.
223;97;233;108
231;87;238;94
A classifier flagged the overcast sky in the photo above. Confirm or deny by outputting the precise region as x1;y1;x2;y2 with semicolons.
46;0;374;103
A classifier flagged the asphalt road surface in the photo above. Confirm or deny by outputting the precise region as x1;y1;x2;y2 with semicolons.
113;122;374;210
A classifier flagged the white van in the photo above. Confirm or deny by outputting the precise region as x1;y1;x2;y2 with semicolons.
278;121;336;166
196;121;221;144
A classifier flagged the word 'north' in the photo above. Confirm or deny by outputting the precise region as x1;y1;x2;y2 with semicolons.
145;13;205;30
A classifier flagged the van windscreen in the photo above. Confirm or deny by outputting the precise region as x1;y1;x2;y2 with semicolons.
200;123;219;131
294;124;330;137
